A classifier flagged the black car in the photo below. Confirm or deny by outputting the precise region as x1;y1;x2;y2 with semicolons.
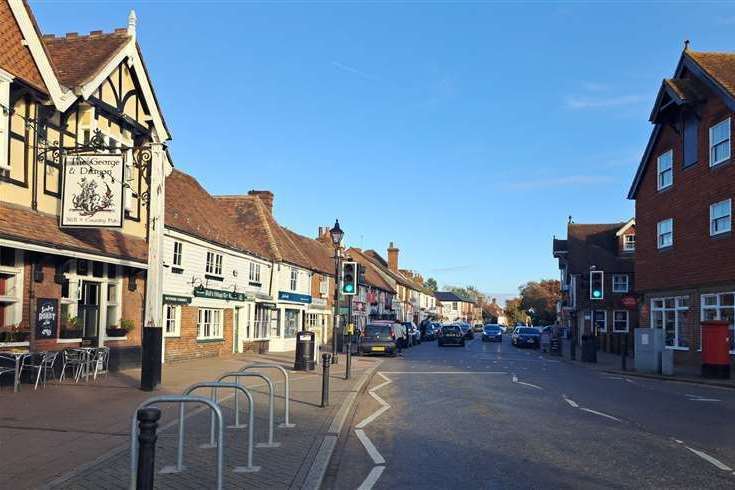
403;322;421;346
512;327;541;348
359;323;398;356
460;324;474;340
422;324;436;341
438;325;465;347
482;324;503;342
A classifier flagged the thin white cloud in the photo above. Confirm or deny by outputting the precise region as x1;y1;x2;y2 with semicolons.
428;264;476;273
580;81;609;92
565;94;647;109
331;61;378;82
716;16;735;25
508;175;614;190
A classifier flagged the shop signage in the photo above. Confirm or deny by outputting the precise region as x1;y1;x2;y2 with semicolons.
258;302;278;309
194;286;247;302
622;295;638;310
278;291;312;304
311;298;328;308
353;301;366;312
61;154;125;228
35;298;58;339
163;294;192;305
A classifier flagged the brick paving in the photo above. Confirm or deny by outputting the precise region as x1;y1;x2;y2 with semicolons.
0;351;377;489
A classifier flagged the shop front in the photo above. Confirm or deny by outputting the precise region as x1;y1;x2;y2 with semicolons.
270;291;311;352
306;297;331;348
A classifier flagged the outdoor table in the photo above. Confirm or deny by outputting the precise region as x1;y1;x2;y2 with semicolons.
0;351;29;393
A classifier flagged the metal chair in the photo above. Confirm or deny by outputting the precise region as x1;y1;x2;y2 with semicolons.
21;351;58;390
0;358;17;391
60;349;86;383
92;347;110;380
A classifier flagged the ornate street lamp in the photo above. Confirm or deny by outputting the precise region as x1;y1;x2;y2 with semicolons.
330;220;343;364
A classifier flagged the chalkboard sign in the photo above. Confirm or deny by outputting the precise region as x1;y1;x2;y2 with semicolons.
36;298;58;339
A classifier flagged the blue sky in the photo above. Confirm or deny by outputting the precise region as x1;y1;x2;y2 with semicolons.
30;1;735;297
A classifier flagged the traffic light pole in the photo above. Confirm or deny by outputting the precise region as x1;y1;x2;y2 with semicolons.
346;295;352;380
331;249;341;364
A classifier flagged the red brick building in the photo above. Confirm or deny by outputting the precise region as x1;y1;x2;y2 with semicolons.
553;219;637;353
628;46;735;368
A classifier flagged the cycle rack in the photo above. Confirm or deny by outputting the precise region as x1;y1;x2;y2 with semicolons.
129;395;224;490
218;372;280;448
182;382;261;473
241;363;295;428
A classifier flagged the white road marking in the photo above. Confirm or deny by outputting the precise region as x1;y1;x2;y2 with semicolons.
357;466;385;490
355;429;385;465
685;394;721;402
686;446;733;471
512;374;518;382
624;378;636;384
517;381;543;390
673;439;683;444
579;408;622;422
604;376;624;380
379;371;506;374
355;374;393;429
562;395;579;408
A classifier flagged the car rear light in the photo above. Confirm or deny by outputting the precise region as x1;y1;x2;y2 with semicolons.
390;328;395;340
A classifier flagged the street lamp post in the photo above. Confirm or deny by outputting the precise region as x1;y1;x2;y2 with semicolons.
329;220;344;364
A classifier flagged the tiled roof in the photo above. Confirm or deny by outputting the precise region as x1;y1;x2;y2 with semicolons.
363;250;418;290
0;201;147;263
281;227;334;275
435;291;469;303
0;0;46;92
213;195;278;261
687;51;735;97
43;30;130;88
566;222;633;274
664;78;707;103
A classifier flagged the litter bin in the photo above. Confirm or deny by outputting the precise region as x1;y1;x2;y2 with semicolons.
294;331;316;371
701;320;731;379
581;335;597;363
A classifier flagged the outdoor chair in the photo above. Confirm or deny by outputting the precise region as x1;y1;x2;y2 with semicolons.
0;357;18;391
91;347;110;380
59;349;86;383
20;351;58;390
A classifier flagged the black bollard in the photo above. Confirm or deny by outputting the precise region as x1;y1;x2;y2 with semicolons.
621;333;628;371
570;336;576;361
321;353;332;407
136;407;162;490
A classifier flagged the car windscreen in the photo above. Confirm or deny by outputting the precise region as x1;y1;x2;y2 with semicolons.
365;325;392;337
442;326;460;334
518;328;539;335
484;326;500;332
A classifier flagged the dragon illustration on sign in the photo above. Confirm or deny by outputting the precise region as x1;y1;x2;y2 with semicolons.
71;177;114;216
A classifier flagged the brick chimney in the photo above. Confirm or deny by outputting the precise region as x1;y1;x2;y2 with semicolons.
248;190;274;213
387;242;399;273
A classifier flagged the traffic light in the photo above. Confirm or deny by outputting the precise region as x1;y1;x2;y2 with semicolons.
590;270;604;300
341;261;357;296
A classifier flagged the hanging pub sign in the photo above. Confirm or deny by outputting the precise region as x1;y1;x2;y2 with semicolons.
193;285;247;302
36;298;58;339
61;153;125;228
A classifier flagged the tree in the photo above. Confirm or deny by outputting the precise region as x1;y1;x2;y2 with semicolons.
518;279;561;325
425;277;438;293
504;298;528;326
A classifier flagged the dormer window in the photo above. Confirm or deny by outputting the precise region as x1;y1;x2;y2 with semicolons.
623;234;635;251
709;118;731;167
657;150;673;190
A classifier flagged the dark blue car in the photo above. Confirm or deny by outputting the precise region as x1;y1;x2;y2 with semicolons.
512;327;541;348
482;324;503;342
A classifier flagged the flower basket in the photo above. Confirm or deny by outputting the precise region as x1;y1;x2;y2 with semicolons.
60;329;83;339
105;328;128;338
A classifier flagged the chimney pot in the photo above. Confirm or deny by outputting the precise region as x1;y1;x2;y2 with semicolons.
128;9;137;36
387;242;399;273
248;190;274;214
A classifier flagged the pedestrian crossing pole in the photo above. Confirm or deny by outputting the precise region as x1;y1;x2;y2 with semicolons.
346;298;353;380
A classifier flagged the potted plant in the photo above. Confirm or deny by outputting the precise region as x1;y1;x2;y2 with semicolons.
60;315;83;339
107;319;134;338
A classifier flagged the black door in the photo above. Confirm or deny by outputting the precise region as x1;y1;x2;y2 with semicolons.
79;281;100;343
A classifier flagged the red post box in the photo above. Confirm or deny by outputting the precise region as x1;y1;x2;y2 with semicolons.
701;320;731;379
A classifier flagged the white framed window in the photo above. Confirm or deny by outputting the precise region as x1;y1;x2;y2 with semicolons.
709;117;731;167
612;274;629;293
319;276;329;296
593;310;607;333
657;150;673;190
197;308;223;340
613;310;629;332
623;234;635;251
701;292;735;353
164;304;181;337
710;199;732;236
290;268;298;291
0;248;23;330
249;262;261;283
172;241;183;267
652;296;689;349
105;282;121;329
206;251;223;276
657;219;673;249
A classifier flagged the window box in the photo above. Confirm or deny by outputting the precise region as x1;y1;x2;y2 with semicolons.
171;267;184;275
196;337;224;344
60;328;83;339
105;327;128;338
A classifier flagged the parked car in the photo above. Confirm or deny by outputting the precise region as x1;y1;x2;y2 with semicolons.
359;323;398;356
422;324;437;341
482;324;503;342
459;323;474;340
512;327;541;348
473;323;484;333
438;325;465;347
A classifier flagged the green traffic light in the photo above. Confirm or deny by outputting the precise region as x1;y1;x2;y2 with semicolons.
592;290;601;298
344;283;354;293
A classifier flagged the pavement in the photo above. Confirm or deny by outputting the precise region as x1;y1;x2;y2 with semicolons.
0;349;380;489
328;334;735;489
559;339;735;389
